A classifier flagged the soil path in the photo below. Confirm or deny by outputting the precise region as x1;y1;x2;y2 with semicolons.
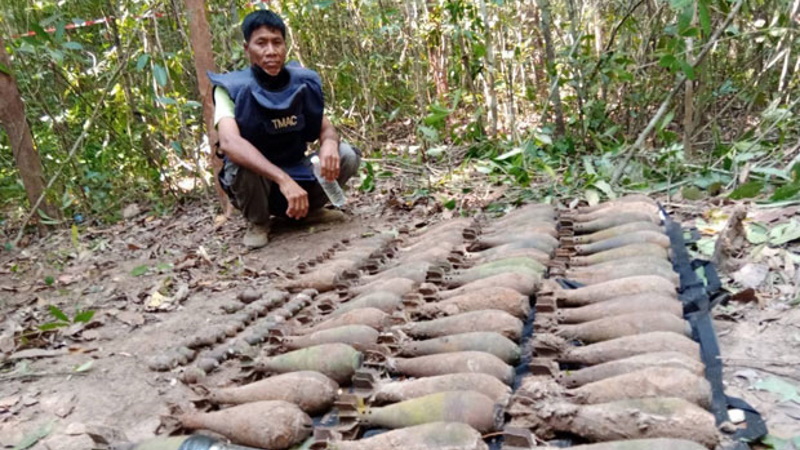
1;194;798;448
0;193;418;449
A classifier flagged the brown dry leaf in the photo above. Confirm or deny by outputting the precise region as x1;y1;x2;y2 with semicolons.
127;242;145;250
67;345;97;355
730;288;759;303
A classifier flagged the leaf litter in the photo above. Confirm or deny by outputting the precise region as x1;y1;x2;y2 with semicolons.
2;178;800;445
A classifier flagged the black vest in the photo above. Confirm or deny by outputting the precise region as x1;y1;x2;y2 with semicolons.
208;63;324;180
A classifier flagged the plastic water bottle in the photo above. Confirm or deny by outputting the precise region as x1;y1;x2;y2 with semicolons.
310;155;346;207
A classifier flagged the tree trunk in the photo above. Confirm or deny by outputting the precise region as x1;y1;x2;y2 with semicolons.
0;36;59;224
479;0;498;136
593;0;603;58
778;0;800;100
184;0;232;216
592;0;605;100
424;1;448;102
527;2;547;102
537;0;566;137
683;4;697;160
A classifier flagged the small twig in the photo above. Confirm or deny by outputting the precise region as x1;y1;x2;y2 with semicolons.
0;370;90;382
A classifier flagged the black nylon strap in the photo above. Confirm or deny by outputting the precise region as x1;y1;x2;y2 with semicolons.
687;311;730;424
664;220;710;313
691;258;723;296
556;278;585;289
661;207;767;447
727;395;770;442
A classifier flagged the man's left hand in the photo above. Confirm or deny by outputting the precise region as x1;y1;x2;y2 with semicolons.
319;141;340;182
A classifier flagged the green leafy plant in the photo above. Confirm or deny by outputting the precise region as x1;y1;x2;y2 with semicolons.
760;434;800;450
131;265;149;277
769;164;800;202
38;305;95;331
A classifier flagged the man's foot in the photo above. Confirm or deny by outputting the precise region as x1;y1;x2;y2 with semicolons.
243;223;270;249
303;208;347;224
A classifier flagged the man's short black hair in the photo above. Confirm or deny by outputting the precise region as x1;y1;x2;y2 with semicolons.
241;10;286;42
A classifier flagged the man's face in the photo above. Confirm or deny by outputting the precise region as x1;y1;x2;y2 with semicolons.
244;26;286;76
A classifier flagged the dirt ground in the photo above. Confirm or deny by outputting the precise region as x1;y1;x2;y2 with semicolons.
0;187;415;449
1;186;799;449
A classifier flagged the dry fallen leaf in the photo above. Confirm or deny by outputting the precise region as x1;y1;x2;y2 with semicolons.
64;423;87;435
144;281;189;312
122;203;141;220
0;335;15;354
81;330;100;341
197;246;213;265
732;263;770;289
56;274;81;286
213;214;228;229
116;311;145;327
41;393;76;418
730;288;759;303
145;291;168;311
0;395;21;411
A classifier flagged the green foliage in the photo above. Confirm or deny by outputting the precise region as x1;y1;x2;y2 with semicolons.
769;164;800;202
359;161;376;193
12;421;53;450
761;434;800;450
755;376;800;402
38;305;95;331
729;181;764;199
131;265;149;277
0;0;798;223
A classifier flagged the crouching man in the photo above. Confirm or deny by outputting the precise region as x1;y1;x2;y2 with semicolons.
209;9;360;249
